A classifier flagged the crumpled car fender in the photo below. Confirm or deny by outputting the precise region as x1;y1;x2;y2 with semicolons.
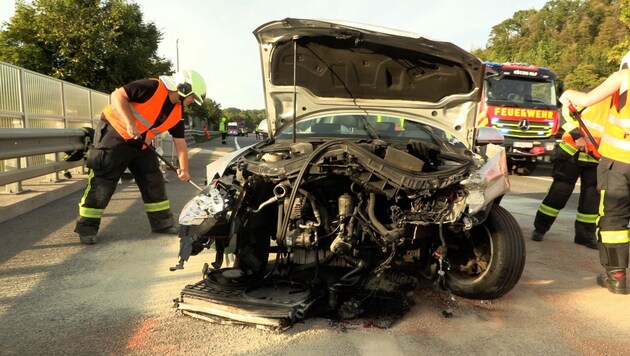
206;145;252;183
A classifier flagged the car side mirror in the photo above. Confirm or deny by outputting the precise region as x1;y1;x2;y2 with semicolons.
475;127;504;146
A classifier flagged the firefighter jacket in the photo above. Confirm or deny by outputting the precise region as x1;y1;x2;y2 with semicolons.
559;96;610;163
219;117;228;133
102;79;182;143
599;69;630;164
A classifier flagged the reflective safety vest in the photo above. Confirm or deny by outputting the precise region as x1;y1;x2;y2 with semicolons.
376;115;405;130
559;97;610;163
599;69;630;164
102;79;182;143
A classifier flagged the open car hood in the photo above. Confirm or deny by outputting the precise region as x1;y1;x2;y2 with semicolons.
254;18;485;145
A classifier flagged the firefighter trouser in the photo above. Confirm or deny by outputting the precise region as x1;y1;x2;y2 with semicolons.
74;119;174;236
534;147;599;242
596;157;630;270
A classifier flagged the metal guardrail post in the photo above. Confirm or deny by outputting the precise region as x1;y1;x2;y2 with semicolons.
3;158;22;194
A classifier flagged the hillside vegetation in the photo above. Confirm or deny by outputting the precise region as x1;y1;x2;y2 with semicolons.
473;0;630;90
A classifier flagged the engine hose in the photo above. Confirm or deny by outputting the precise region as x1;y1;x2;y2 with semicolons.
337;258;367;286
297;188;321;227
356;208;386;248
276;203;285;244
368;193;395;235
274;182;290;198
252;195;278;213
252;180;292;213
291;252;335;273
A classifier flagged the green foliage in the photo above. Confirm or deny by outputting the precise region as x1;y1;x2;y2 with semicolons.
222;107;266;130
183;103;266;131
611;0;630;58
473;0;629;91
0;0;173;92
184;97;223;128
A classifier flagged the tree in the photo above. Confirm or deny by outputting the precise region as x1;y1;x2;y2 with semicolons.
473;0;629;91
0;0;172;92
220;107;266;131
610;0;630;60
184;97;223;129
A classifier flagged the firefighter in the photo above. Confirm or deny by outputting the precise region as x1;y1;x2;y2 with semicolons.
219;116;228;144
74;70;206;245
531;96;609;249
559;51;630;295
61;126;94;179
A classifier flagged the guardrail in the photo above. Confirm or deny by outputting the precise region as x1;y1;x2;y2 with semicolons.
0;128;87;193
0;128;211;194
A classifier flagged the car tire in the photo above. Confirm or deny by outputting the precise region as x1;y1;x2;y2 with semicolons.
445;204;526;299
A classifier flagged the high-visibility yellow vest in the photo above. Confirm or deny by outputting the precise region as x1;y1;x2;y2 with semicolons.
599;69;630;164
560;97;610;162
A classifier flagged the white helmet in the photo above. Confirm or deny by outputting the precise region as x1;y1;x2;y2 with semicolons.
160;69;207;105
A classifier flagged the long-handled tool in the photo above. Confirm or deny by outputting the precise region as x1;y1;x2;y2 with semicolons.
143;142;203;191
567;102;601;160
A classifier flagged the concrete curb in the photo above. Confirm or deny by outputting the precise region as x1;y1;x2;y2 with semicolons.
0;177;87;224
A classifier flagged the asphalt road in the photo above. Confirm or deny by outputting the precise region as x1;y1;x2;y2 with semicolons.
1;136;628;356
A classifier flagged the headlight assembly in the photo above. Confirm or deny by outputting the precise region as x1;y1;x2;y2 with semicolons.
178;188;226;226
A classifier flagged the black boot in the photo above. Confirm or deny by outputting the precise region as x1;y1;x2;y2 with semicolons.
531;230;544;241
596;269;627;295
574;238;598;250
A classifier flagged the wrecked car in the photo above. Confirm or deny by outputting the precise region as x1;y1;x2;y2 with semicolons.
171;18;525;330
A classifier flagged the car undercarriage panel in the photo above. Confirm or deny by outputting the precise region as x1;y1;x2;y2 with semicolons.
175;268;321;330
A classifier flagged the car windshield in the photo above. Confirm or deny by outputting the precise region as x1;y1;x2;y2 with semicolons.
275;114;462;147
485;77;557;108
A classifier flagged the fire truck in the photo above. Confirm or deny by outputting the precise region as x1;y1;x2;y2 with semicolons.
478;62;561;175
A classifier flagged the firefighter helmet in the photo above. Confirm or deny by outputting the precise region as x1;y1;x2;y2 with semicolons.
160;70;207;105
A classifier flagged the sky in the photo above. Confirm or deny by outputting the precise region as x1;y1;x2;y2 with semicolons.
0;0;550;109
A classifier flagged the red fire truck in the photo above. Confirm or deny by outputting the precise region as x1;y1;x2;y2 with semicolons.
478;62;561;175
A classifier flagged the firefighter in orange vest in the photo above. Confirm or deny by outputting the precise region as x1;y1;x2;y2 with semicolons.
74;70;206;245
531;96;609;249
560;51;630;294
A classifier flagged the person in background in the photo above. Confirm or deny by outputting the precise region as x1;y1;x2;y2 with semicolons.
74;69;206;245
559;50;630;295
531;95;609;249
508;82;527;101
203;123;210;139
219;116;228;144
61;127;94;179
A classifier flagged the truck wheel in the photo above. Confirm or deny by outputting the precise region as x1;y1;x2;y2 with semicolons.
515;162;537;176
445;204;526;299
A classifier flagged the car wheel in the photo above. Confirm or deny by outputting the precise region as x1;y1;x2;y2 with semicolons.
445;204;525;299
